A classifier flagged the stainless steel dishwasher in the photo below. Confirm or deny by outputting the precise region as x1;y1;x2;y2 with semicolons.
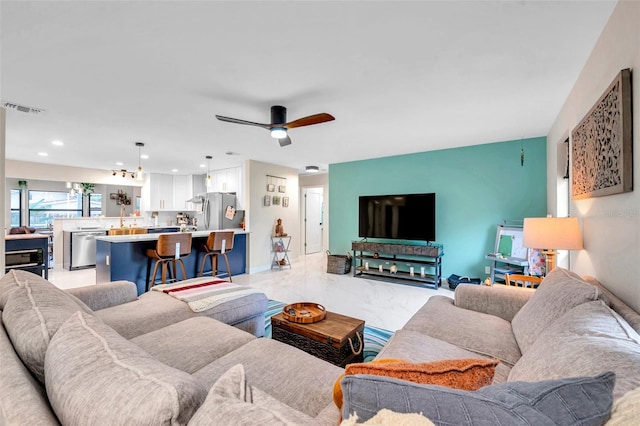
63;229;107;270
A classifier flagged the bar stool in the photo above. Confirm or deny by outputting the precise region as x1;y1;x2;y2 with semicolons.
146;233;192;288
199;231;234;281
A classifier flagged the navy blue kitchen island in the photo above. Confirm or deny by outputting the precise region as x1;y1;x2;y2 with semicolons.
96;230;247;295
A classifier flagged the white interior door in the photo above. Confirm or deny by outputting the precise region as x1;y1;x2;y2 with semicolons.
304;188;323;254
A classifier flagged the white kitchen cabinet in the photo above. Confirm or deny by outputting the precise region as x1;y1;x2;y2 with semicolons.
143;174;195;212
172;175;192;211
208;167;241;194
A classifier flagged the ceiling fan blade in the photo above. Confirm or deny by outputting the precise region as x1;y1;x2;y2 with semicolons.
215;115;271;130
284;113;335;129
278;135;292;147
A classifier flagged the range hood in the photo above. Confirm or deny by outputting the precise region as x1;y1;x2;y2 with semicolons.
186;195;205;203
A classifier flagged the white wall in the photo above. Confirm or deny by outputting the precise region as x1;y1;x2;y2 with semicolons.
547;0;640;312
5;159;145;187
246;160;300;272
1;108;6;275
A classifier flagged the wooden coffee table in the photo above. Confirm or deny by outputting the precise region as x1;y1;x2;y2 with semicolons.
271;310;365;367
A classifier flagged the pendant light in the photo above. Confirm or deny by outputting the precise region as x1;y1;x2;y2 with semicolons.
135;142;144;180
205;155;212;187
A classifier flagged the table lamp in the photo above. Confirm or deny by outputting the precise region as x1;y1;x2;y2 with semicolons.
523;217;583;274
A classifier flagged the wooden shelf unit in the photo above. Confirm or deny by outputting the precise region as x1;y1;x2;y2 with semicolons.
351;241;443;289
271;236;292;270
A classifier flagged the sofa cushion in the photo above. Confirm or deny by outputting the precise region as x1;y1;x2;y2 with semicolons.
96;289;268;339
584;276;640;335
66;280;138;311
509;299;640;400
130;317;255;374
193;338;343;419
45;311;207;426
403;295;521;366
341;372;615;425
188;364;314;425
2;271;87;383
511;267;604;354
376;329;512;383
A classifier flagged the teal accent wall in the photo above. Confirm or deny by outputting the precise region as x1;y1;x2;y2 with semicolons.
329;137;547;279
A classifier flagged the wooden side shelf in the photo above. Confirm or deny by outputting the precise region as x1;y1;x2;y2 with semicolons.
351;241;443;289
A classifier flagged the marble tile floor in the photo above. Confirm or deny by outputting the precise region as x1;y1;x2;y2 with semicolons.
49;252;454;331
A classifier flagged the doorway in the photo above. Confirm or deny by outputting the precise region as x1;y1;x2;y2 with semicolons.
303;187;323;254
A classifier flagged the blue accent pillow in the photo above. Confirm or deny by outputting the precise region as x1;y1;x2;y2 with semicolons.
341;372;615;425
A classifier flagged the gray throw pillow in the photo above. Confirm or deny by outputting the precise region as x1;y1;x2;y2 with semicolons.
511;267;603;354
2;271;88;382
341;372;615;425
188;364;314;425
45;312;207;426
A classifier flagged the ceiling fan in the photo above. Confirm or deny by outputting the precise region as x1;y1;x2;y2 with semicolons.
215;105;335;147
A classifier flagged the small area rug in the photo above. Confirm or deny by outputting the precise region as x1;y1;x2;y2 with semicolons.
264;300;393;362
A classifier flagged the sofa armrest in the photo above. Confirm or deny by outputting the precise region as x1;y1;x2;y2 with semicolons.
66;281;138;311
454;285;535;322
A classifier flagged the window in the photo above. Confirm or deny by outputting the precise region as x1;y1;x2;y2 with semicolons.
10;189;21;227
89;193;103;217
28;190;82;229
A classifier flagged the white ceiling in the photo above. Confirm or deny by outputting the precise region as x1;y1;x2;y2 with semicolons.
1;1;617;176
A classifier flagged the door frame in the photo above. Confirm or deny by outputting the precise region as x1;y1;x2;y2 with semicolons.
299;183;328;256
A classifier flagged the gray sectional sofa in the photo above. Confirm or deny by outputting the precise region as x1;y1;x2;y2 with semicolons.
357;267;640;423
0;270;343;425
2;267;639;425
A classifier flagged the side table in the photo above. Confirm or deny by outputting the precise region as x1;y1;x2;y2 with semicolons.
271;310;365;367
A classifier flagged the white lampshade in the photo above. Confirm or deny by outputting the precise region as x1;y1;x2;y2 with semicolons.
523;217;583;250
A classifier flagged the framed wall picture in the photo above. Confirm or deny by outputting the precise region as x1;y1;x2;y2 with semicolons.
282;197;289;207
571;68;633;199
267;184;275;192
264;195;271;206
278;185;286;193
273;196;281;205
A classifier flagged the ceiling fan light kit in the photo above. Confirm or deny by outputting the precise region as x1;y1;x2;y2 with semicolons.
215;104;335;147
270;127;287;139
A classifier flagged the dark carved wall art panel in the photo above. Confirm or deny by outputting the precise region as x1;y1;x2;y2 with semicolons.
571;68;633;200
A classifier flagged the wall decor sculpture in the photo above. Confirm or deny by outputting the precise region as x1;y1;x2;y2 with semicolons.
571;68;632;199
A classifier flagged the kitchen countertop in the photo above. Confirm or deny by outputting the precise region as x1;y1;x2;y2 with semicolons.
5;234;50;240
95;228;247;243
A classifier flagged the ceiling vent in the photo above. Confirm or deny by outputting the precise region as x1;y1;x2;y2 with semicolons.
2;101;45;115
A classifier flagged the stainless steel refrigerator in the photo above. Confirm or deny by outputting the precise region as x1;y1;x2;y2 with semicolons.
196;192;241;230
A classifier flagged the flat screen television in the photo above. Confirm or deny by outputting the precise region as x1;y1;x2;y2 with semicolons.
358;193;436;242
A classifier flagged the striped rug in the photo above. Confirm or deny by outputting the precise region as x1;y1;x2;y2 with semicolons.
264;300;393;362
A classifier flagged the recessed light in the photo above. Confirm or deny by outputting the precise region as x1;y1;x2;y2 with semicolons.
115;161;124;166
140;154;149;160
171;169;178;173
51;140;63;146
199;164;206;168
37;152;48;157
